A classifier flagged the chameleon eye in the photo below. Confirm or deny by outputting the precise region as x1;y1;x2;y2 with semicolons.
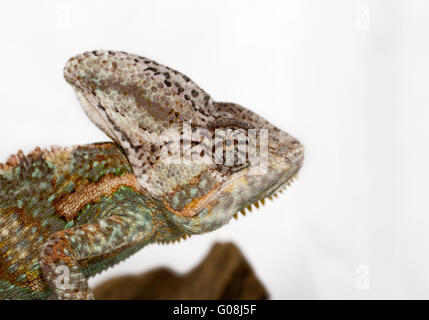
213;127;250;173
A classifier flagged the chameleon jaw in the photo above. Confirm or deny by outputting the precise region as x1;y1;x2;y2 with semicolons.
156;177;297;244
158;170;300;245
233;171;299;220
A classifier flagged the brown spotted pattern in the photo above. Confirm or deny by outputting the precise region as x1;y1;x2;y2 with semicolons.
64;50;304;219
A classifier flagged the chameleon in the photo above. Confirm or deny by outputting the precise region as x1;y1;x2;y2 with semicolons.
0;50;304;300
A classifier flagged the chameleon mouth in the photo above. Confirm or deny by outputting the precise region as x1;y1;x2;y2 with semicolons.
231;143;303;220
156;171;300;244
232;170;300;220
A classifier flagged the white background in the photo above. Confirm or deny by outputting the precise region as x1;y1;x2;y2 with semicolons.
0;0;428;299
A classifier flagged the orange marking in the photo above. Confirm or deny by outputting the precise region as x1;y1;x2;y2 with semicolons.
163;183;221;218
55;173;141;221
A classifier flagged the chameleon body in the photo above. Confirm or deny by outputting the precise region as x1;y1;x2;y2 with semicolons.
0;50;304;299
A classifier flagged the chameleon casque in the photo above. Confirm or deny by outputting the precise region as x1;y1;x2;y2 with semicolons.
0;50;304;299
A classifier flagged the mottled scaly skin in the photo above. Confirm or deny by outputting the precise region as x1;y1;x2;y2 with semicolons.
0;50;304;299
0;143;132;298
0;143;201;299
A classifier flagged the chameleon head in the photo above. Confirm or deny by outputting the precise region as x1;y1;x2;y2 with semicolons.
64;50;304;234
